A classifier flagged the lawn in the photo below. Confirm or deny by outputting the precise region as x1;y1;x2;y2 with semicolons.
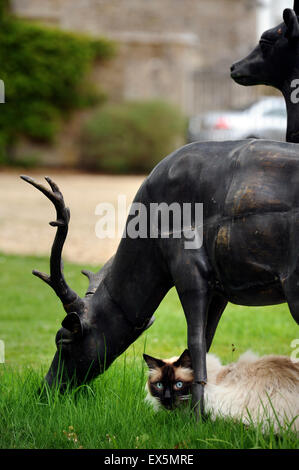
0;253;298;449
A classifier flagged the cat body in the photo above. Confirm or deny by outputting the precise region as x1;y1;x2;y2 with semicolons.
144;350;299;433
204;351;299;433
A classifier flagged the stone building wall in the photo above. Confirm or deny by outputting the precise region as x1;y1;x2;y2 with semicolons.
10;0;266;166
11;0;260;115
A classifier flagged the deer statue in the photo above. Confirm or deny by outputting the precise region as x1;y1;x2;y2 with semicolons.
231;0;299;143
22;128;299;418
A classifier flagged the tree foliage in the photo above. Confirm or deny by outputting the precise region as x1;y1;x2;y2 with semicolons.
0;1;115;163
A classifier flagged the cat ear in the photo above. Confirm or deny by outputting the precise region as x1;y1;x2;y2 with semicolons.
174;349;192;369
143;353;165;370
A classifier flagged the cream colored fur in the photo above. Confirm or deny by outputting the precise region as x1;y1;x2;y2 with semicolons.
145;382;161;411
145;351;299;433
204;351;299;433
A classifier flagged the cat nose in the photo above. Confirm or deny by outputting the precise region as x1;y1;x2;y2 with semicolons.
164;388;171;399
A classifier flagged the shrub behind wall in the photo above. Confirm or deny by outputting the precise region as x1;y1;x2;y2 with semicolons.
79;100;187;174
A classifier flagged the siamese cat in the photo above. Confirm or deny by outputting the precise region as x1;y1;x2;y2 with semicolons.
143;349;299;433
143;349;193;411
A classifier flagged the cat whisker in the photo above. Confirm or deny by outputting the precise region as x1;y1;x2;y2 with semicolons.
179;395;191;401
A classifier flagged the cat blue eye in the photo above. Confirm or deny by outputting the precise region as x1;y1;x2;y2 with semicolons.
156;382;163;389
175;381;183;389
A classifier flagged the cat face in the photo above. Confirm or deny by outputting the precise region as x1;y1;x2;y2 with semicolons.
143;349;193;410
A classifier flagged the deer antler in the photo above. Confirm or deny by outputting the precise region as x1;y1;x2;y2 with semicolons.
21;176;83;313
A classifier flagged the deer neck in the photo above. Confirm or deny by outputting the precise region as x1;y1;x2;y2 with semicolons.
89;280;142;360
90;277;161;366
92;240;171;334
281;76;299;143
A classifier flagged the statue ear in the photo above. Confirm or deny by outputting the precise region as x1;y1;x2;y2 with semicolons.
143;354;165;370
61;312;84;335
174;349;192;369
284;8;299;40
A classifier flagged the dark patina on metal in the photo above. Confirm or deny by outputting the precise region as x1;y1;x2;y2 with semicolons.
21;136;299;418
231;0;299;144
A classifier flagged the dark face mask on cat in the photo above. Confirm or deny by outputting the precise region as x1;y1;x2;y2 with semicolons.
143;349;194;410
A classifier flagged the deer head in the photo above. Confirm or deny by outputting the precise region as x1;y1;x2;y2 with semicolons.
21;176;153;390
231;1;299;142
231;2;299;89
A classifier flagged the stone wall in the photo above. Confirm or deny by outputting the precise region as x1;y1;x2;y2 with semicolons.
11;0;259;114
10;0;265;166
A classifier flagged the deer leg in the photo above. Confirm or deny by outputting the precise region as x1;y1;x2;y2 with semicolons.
281;274;299;325
205;295;227;352
178;281;211;420
168;243;213;419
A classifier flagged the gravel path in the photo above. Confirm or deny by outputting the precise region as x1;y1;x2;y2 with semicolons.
0;170;144;266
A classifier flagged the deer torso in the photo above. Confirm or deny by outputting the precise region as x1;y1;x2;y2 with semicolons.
22;137;299;408
104;139;299;314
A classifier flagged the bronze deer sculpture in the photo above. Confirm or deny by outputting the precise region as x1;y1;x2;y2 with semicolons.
231;0;299;143
20;1;299;422
22;133;299;419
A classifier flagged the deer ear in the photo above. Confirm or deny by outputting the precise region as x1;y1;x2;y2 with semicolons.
284;8;299;40
61;312;84;335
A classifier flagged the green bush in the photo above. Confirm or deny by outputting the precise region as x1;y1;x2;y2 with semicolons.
80;100;187;173
0;4;115;164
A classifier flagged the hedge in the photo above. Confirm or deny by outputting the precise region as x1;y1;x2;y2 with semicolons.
79;100;187;174
0;2;115;164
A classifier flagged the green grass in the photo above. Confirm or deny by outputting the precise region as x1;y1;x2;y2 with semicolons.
0;252;298;449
